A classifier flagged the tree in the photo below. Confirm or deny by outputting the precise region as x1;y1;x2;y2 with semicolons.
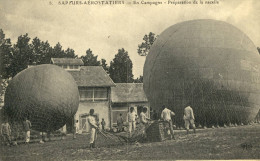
32;38;77;64
109;48;133;83
31;37;42;64
0;29;13;79
81;48;100;66
52;42;66;58
37;40;53;64
1;31;80;78
65;48;77;58
31;37;54;65
0;79;9;107
8;33;33;77
101;58;109;73
137;32;157;56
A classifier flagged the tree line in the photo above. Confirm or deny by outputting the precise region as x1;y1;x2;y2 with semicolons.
0;29;141;83
1;28;260;82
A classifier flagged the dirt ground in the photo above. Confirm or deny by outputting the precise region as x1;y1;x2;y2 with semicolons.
1;124;260;160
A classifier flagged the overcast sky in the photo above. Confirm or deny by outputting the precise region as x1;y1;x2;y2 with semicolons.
0;0;260;78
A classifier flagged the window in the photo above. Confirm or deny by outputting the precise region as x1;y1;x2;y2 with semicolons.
79;87;108;101
64;65;80;71
79;88;93;101
94;88;108;100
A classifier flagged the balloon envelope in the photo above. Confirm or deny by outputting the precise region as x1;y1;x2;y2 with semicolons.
4;64;79;132
144;19;260;127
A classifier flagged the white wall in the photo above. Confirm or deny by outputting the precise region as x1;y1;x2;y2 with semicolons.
75;101;110;132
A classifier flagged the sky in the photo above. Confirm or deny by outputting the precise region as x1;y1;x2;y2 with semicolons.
0;0;260;78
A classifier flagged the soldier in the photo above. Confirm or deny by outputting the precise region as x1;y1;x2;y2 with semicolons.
117;114;124;132
1;119;12;146
23;118;32;144
140;107;150;125
101;118;106;131
161;105;175;140
128;107;137;137
88;109;98;148
183;104;196;134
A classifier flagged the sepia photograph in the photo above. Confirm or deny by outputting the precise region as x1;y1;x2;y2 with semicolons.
0;0;260;160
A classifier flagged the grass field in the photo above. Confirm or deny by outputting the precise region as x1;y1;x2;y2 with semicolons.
1;124;260;160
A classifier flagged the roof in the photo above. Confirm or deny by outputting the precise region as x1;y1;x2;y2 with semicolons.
51;58;84;65
68;66;115;87
111;83;148;103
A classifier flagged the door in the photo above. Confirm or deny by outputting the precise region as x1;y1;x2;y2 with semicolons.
80;116;89;133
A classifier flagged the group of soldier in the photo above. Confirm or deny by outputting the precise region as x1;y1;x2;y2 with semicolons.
1;104;196;148
87;103;196;148
1;118;31;146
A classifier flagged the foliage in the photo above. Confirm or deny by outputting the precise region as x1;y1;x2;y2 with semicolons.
137;32;157;56
8;34;33;77
101;58;109;73
0;29;141;83
109;48;134;83
0;29;12;79
80;49;110;73
31;37;52;64
0;30;78;78
0;79;9;106
81;48;100;66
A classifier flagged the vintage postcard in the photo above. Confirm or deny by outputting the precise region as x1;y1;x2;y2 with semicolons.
0;0;259;160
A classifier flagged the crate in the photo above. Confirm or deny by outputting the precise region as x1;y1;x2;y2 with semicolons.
146;121;171;142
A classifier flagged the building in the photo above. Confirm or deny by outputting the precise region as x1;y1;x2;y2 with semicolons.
69;66;115;132
51;58;83;71
51;58;115;132
51;58;150;132
111;83;150;125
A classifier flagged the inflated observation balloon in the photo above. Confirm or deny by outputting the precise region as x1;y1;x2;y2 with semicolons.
4;64;79;132
143;19;260;127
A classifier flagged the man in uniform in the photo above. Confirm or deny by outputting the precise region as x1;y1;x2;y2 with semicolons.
128;107;137;137
1;119;12;146
117;113;124;132
183;104;196;134
101;118;106;131
23;118;31;144
161;105;175;140
88;109;98;148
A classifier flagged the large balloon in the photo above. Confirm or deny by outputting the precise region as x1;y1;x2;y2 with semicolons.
144;19;260;127
4;64;79;132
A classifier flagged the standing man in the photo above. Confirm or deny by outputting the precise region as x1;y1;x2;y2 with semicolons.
117;113;124;132
88;109;98;148
23;118;32;144
128;107;137;137
183;104;196;134
161;105;175;140
75;120;79;134
1;119;12;146
73;119;77;139
140;107;150;125
139;107;150;139
101;118;106;131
